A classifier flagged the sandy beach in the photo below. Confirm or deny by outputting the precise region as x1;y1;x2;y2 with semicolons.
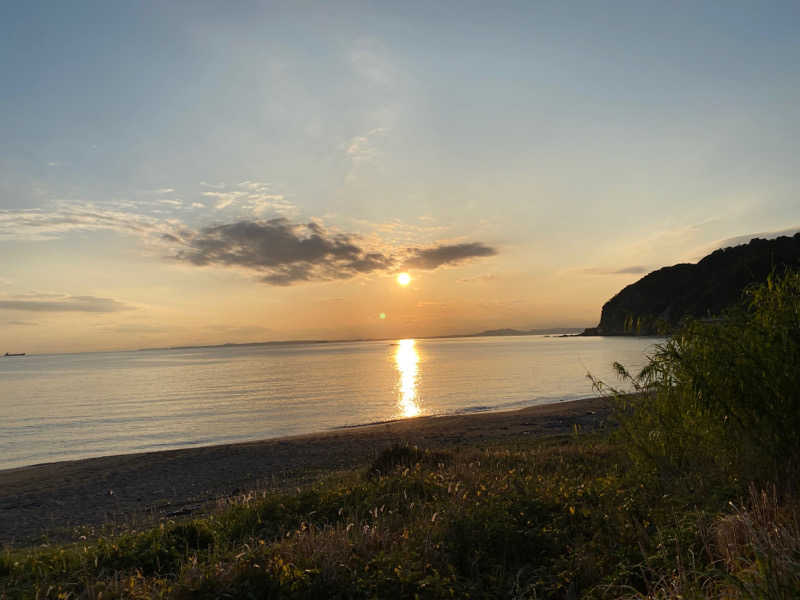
0;396;612;547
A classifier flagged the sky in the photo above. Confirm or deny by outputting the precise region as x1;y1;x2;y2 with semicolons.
1;1;799;353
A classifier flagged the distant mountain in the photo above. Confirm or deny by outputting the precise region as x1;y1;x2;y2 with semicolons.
137;328;584;352
468;328;584;337
583;233;800;336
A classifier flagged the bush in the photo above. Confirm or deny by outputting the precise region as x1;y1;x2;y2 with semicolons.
368;443;450;479
606;270;800;492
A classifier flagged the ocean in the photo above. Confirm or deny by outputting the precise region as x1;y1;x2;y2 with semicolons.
0;335;658;470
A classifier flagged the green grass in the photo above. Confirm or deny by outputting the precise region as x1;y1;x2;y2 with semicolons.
3;272;799;598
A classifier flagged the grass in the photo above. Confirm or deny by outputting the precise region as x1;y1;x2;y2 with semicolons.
3;435;797;598
2;272;799;598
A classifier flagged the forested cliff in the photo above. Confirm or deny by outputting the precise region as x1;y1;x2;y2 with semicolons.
583;233;800;335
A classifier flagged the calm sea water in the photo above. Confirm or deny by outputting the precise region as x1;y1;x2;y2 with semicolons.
0;335;658;471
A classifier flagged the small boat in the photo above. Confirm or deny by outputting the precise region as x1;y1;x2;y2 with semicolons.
4;352;25;357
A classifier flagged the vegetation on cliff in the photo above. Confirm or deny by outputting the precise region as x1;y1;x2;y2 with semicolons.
586;233;800;335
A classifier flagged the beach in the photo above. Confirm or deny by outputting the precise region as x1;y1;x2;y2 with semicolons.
0;396;611;547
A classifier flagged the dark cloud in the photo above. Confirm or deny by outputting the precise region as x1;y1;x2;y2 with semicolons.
169;218;497;285
0;295;133;313
403;242;497;270
613;265;649;275
582;265;650;275
173;218;394;285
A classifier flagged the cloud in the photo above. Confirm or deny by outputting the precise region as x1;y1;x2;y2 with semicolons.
0;294;134;313
345;128;386;161
203;190;243;210
238;181;271;192
97;323;167;333
614;265;650;274
172;218;394;286
169;218;497;286
343;127;389;184
581;265;650;275
403;243;497;270
705;226;800;253
0;207;171;241
200;181;295;215
458;274;498;283
1;204;496;287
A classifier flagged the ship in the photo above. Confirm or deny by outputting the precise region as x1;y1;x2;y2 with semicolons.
4;352;26;357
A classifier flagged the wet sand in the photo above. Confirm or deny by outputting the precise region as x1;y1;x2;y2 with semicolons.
0;396;612;546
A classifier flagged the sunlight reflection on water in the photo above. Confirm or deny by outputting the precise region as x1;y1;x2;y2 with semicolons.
395;339;421;417
0;336;658;469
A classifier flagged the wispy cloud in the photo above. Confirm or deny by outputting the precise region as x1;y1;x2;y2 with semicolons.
695;226;800;259
458;273;498;283
201;181;294;215
238;181;271;192
97;323;168;333
202;190;242;210
0;293;134;313
343;127;388;183
0;206;173;241
345;128;386;162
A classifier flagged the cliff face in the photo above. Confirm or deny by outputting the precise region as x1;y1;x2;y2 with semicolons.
587;233;800;335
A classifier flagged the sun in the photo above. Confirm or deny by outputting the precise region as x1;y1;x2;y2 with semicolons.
396;272;411;286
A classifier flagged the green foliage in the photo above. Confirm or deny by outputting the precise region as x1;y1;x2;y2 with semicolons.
607;270;800;491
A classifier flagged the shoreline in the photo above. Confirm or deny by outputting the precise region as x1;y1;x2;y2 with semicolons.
0;393;605;474
0;395;613;547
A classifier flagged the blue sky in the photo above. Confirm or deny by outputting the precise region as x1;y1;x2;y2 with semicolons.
1;1;799;352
